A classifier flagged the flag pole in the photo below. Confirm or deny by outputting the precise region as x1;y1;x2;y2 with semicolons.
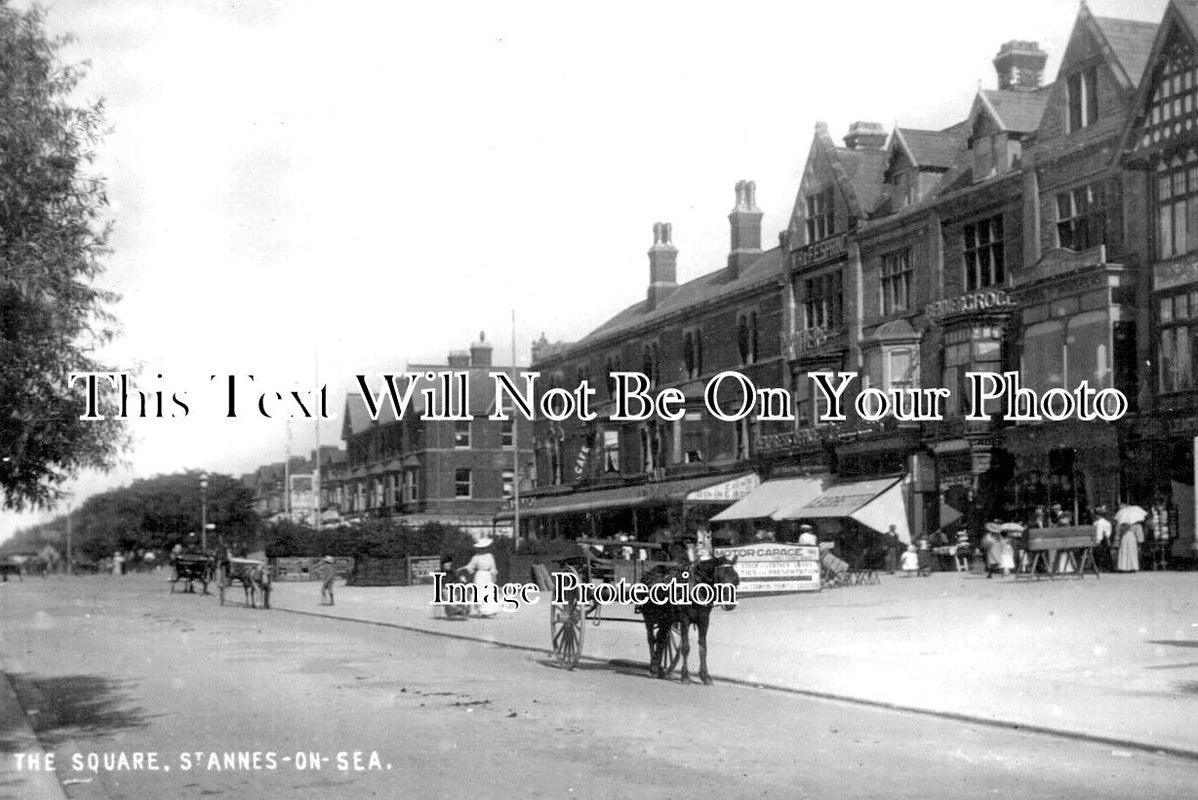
512;309;520;543
314;344;322;532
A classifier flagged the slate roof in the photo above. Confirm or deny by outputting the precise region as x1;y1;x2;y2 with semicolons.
1093;16;1158;85
570;247;785;352
980;88;1052;133
894;127;965;169
833;146;889;214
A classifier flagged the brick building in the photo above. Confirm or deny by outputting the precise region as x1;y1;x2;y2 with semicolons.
514;2;1198;561
336;333;534;539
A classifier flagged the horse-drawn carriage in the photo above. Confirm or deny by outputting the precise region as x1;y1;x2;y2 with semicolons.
169;552;215;594
530;538;739;684
218;556;271;609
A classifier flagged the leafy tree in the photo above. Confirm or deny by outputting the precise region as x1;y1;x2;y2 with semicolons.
0;2;127;510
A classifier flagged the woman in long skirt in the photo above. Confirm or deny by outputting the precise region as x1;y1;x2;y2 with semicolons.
1116;523;1141;572
465;537;501;617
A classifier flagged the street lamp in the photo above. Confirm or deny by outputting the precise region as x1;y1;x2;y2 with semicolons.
200;473;209;552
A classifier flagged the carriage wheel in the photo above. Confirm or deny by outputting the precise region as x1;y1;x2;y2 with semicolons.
550;599;584;670
219;579;226;606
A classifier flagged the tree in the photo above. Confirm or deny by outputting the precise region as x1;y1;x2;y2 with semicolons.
0;3;127;510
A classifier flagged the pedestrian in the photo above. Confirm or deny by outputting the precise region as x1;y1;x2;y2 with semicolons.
883;524;900;574
797;524;817;547
900;544;919;576
315;556;336;605
982;522;1002;578
465;537;501;618
1092;506;1112;571
954;527;971;572
916;535;931;577
999;533;1016;576
1116;520;1142;573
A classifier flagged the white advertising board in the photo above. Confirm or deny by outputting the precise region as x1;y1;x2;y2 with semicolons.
714;543;821;593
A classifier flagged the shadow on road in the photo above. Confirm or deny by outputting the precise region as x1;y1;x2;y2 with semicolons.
1146;639;1198;649
1;673;152;750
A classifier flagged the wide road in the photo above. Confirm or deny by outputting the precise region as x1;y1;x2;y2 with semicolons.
1;575;1195;799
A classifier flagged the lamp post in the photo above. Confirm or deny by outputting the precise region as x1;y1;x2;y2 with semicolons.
200;473;209;552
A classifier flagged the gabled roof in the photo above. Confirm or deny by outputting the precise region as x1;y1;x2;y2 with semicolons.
572;247;785;350
1119;0;1198;162
342;392;374;438
1093;15;1159;86
893;127;965;170
832;145;888;215
979;88;1052;133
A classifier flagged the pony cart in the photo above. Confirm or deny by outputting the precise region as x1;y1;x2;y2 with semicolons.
169;552;215;595
218;556;272;609
530;538;739;684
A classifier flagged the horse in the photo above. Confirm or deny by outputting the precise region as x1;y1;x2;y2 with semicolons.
638;555;739;685
219;557;272;609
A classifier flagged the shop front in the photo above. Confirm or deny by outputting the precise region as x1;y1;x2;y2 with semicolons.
770;476;911;567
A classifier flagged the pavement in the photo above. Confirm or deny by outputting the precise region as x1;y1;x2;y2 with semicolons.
266;568;1198;758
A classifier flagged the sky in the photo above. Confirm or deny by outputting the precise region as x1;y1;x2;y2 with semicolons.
0;0;1169;542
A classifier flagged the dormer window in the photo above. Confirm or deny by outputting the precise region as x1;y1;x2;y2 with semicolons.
805;186;835;243
1067;66;1099;132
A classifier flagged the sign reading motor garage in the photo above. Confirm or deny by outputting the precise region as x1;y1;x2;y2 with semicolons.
924;289;1015;321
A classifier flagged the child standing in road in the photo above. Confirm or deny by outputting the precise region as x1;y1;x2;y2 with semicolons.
315;556;336;606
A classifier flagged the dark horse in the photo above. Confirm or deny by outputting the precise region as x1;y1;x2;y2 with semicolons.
638;556;739;685
219;556;272;609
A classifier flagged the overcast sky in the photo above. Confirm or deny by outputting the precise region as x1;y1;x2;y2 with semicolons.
1;0;1168;542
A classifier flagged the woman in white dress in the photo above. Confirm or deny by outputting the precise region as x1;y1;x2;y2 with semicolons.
465;537;501;617
1116;522;1141;572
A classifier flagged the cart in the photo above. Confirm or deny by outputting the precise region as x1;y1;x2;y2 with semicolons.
169;552;215;595
531;539;683;672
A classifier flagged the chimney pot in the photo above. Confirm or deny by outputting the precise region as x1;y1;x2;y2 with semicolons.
646;221;678;310
727;179;763;280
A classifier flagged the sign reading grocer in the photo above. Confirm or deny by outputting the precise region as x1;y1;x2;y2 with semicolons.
924;289;1015;320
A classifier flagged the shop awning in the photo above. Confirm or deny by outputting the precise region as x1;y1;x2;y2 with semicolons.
772;476;910;543
709;476;827;522
495;473;756;520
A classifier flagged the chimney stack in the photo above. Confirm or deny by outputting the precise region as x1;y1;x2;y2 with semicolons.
843;121;887;150
646;222;678;311
993;41;1047;91
447;350;470;368
470;331;492;367
727;180;763;279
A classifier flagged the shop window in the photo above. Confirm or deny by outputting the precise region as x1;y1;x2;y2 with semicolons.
942;326;1003;416
453;420;471;449
1155;150;1198;259
737;311;759;366
881;249;911;316
1066;66;1099;132
1159;289;1198;393
454;469;472;498
802;270;843;330
1022;310;1114;398
603;429;620;473
963;216;1005;291
805;185;835;243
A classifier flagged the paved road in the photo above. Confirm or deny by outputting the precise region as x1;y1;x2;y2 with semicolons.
1;576;1196;799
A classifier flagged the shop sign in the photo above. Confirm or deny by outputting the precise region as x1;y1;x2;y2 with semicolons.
781;327;846;359
1154;256;1198;292
791;232;847;268
925;289;1015;321
714;543;821;593
688;474;761;502
406;555;442;584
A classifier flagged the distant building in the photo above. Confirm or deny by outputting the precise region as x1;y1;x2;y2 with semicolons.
241;445;345;524
336;333;534;539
